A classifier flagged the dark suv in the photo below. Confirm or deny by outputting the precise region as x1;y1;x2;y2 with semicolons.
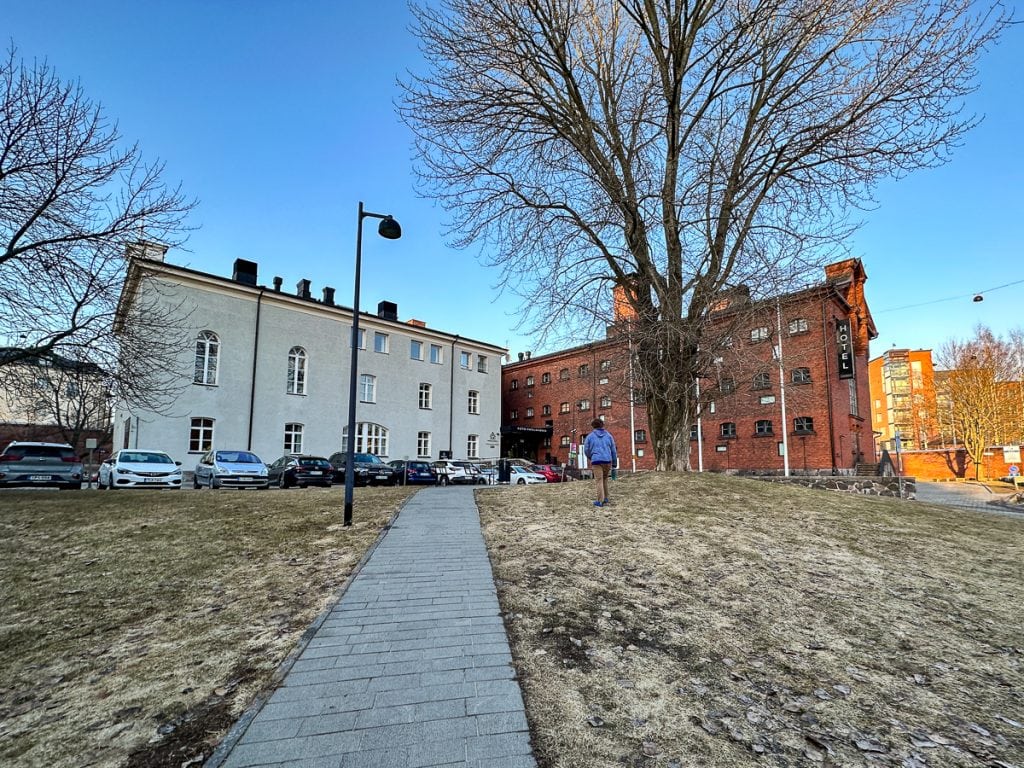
328;452;397;486
0;441;84;490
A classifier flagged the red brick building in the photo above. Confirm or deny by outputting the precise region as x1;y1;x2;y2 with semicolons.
501;259;878;474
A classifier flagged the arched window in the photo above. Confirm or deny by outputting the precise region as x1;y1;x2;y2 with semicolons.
287;346;307;394
194;331;219;385
342;423;389;456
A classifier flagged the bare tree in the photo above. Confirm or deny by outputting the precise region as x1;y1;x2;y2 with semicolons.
402;0;1011;469
937;325;1021;480
0;47;194;412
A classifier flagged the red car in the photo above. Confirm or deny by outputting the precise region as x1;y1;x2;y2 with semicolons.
530;464;564;483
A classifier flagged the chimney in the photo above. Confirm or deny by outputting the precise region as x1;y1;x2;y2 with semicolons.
518;352;525;361
322;287;335;305
406;319;427;328
525;351;531;359
296;279;311;299
272;276;283;292
613;277;640;323
232;258;258;286
377;301;398;321
126;240;168;262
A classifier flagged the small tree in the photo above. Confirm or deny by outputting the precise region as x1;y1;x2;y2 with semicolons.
0;47;194;412
937;326;1021;479
402;0;1011;469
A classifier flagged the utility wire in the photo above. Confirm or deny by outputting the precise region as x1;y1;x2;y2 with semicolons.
876;277;1024;313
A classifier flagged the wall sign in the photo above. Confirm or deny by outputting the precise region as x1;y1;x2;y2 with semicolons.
836;319;855;379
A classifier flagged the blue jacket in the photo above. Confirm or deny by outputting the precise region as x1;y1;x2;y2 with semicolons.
584;428;617;465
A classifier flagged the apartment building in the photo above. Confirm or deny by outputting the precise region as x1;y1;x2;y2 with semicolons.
112;247;505;465
867;349;939;451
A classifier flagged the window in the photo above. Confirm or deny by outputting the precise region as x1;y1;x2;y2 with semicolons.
543;436;551;448
720;422;736;438
719;377;736;394
287;346;307;395
600;359;611;371
577;399;591;411
599;377;609;385
430;344;443;364
477;355;488;373
750;326;770;343
410;340;423;360
541;372;551;384
194;330;219;385
541;404;551;416
374;332;389;354
636;429;648;443
600;395;612;408
418;383;432;409
342;423;389;455
755;419;774;435
417;431;431;458
560;435;571;447
788;318;809;335
849;379;859;415
578;363;590;377
526;407;534;418
688;424;698;440
510;409;518;420
792;367;812;384
284;423;303;454
559;368;570;381
526;375;535;387
510;379;518;390
66;382;80;398
752;372;770;390
722;335;733;348
468;390;479;414
460;351;471;369
794;416;814;434
350;327;366;349
359;374;376;403
189;417;214;452
467;434;479;459
560;402;570;414
634;390;646;405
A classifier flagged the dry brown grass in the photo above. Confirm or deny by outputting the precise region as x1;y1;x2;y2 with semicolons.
0;485;414;767
477;472;1024;768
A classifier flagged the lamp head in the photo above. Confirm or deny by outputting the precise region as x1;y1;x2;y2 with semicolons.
378;216;402;240
973;294;983;302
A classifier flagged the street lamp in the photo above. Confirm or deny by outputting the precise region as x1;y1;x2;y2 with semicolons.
344;202;401;526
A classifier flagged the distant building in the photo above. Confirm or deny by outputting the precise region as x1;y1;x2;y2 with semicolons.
868;349;939;451
112;249;505;465
502;259;878;474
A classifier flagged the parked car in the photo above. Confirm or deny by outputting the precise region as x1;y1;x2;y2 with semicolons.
530;464;565;483
510;465;547;485
97;450;183;490
193;450;269;489
432;460;487;486
266;455;333;489
328;452;397;486
0;441;83;490
387;460;438;485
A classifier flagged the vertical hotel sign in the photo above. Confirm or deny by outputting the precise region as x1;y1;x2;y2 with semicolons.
836;319;855;379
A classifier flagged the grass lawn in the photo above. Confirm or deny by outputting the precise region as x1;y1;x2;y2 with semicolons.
0;485;415;768
476;472;1024;768
1;474;1021;768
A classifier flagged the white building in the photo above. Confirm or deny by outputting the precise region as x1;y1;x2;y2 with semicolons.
112;248;505;466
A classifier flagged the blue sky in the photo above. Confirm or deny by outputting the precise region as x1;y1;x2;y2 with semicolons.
6;1;1022;362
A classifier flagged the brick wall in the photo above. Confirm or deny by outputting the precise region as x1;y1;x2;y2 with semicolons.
898;446;1019;480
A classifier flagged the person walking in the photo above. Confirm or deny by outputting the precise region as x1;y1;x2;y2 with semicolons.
583;418;617;507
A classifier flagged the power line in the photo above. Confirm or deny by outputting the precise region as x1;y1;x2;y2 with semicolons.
876;277;1024;313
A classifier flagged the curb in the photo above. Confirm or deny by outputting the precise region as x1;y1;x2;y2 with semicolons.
203;489;419;768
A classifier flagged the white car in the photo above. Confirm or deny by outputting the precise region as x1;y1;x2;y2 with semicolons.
193;449;269;489
510;465;547;485
98;450;183;490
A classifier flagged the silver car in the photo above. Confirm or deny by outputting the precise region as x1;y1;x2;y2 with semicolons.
0;441;84;490
193;450;269;489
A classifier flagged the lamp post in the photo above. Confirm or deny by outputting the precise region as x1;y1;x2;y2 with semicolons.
344;202;401;526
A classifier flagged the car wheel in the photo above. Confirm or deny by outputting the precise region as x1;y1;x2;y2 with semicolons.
517;478;526;485
439;475;449;487
193;474;201;489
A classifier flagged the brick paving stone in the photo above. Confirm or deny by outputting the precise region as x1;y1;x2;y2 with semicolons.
209;487;535;768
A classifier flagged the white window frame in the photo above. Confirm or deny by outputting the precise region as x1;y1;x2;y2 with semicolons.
788;318;809;335
410;340;423;360
189;417;214;453
750;326;770;343
287;346;307;395
418;382;432;409
467;434;479;459
755;419;774;435
374;332;389;354
194;330;219;385
342;422;389;456
526;407;534;418
430;344;443;364
360;374;376;403
460;351;472;369
350;327;366;349
468;389;479;414
477;355;488;373
284;423;303;454
417;431;431;458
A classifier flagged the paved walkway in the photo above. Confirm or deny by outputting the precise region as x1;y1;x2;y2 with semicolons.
210;486;536;768
915;480;1022;518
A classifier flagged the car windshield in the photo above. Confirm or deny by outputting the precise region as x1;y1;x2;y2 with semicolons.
299;457;331;468
4;445;75;460
216;451;261;463
122;452;173;464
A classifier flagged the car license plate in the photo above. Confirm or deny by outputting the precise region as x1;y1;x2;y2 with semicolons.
144;477;163;483
308;471;322;476
375;474;388;480
30;475;51;481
